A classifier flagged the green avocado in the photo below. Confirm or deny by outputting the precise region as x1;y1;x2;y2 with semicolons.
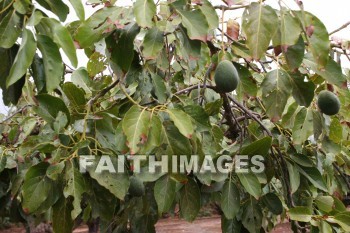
214;60;240;93
128;176;145;197
317;90;340;116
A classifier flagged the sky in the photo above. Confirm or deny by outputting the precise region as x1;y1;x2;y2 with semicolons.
1;0;350;114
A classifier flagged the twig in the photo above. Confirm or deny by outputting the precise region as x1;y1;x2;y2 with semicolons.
221;93;241;139
87;78;120;106
333;163;350;190
329;21;350;35
213;4;249;10
0;105;31;124
174;84;217;96
200;63;214;106
227;95;272;136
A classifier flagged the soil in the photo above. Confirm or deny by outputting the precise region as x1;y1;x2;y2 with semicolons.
0;217;292;233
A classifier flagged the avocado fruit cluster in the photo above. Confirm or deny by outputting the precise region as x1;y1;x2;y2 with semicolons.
317;90;340;116
214;60;240;93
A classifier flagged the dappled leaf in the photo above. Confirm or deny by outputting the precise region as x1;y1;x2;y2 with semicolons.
122;106;151;154
133;0;156;28
261;69;292;122
242;3;278;60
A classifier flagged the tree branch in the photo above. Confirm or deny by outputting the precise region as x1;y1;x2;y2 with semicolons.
213;4;249;10
87;78;120;106
329;21;350;35
0;105;31;124
174;84;217;96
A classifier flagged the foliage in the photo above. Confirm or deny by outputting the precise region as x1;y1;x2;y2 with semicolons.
0;0;350;232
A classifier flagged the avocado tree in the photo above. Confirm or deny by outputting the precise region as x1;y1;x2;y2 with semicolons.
0;0;350;232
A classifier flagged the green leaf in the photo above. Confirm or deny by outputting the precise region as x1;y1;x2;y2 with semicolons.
34;94;71;124
75;7;133;48
22;163;55;213
31;54;46;93
52;197;74;233
240;137;272;157
6;29;36;87
261;193;283;215
64;161;86;219
221;216;242;233
261;69;292;122
242;198;262;233
167;108;194;138
176;26;202;60
289;72;315;107
140;115;162;153
122;106;151;154
40;18;78;67
62;82;86;112
315;196;334;213
0;153;7;173
234;62;257;98
298;11;329;68
13;0;31;14
95;115;119;152
303;53;347;87
88;179;118;221
46;162;65;180
36;0;69;22
162;123;192;155
237;172;261;199
292;107;313;144
37;35;63;92
107;23;140;73
198;0;219;30
142;27;164;59
183;105;211;131
297;166;327;192
87;158;130;200
68;0;85;21
278;8;301;46
0;10;21;48
289;206;312;222
283;35;305;70
173;7;209;42
242;2;278;60
329;118;343;143
27;10;44;26
179;178;200;222
221;179;240;219
133;0;156;28
290;154;313;167
0;45;25;105
154;175;176;214
231;41;252;60
151;73;167;104
87;52;105;77
71;68;92;94
333;212;350;231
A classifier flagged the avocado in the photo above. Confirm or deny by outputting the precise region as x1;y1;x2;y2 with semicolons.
128;176;145;197
214;60;240;93
317;90;340;116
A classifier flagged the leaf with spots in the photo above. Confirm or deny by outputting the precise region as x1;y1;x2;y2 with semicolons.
122;105;151;154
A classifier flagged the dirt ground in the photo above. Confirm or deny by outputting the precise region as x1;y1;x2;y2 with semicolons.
0;217;292;233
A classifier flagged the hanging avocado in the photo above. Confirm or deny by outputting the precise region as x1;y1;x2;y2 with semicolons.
317;90;340;116
214;60;240;93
